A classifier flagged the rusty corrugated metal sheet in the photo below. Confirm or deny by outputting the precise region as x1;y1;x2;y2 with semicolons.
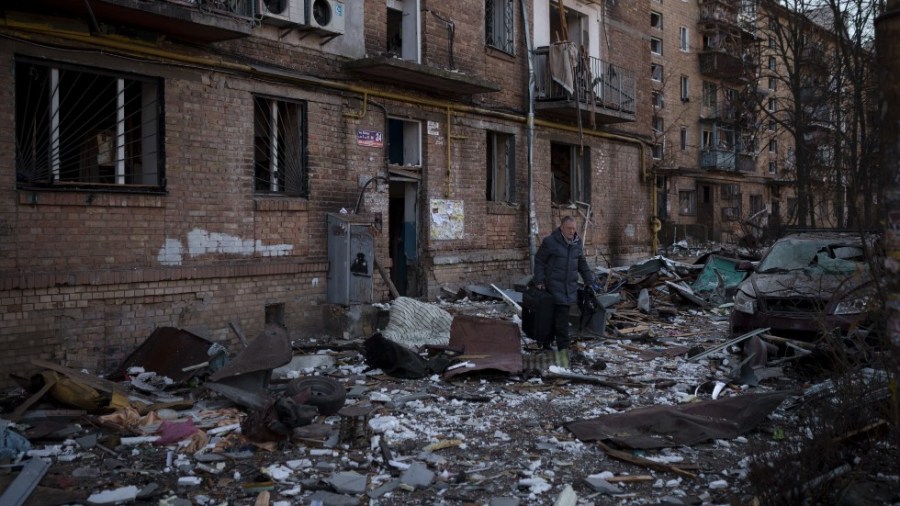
443;314;523;378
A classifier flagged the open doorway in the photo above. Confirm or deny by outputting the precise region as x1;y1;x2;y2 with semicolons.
388;182;418;296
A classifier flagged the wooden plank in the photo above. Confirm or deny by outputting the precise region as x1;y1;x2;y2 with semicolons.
9;375;57;423
30;358;125;394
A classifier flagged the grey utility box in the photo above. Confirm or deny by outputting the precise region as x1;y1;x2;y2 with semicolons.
326;213;374;305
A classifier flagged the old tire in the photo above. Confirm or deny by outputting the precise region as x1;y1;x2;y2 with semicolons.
285;376;346;416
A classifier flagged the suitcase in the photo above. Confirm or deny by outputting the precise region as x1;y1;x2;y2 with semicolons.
522;286;555;344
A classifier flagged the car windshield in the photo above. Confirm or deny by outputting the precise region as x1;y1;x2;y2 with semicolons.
757;238;866;274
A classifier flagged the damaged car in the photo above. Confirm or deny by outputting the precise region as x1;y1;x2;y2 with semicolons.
730;231;877;340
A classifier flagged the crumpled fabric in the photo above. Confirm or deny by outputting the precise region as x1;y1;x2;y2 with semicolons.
549;42;576;94
0;421;31;460
154;419;198;446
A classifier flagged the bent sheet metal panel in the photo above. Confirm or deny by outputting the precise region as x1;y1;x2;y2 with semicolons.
444;314;523;379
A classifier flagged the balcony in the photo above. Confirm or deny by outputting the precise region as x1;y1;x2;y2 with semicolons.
700;101;737;122
532;45;636;125
345;57;501;96
699;51;748;81
16;0;255;42
701;149;736;171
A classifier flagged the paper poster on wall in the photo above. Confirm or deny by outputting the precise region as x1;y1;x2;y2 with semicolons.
430;199;464;240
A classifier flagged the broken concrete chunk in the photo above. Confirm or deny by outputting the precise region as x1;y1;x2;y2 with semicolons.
87;485;140;505
326;471;368;494
553;484;577;506
305;490;359;506
584;476;624;495
400;462;435;489
367;479;401;499
489;497;521;506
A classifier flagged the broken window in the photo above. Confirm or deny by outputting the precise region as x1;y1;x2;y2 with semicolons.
652;142;664;160
253;96;308;196
651;37;663;55
768;161;777;173
750;194;764;214
388;118;421;166
702;129;713;149
486;0;515;54
702;81;717;108
387;0;420;62
679;190;697;215
15;59;163;189
486;131;515;203
550;142;590;206
651;63;663;81
651;11;663;29
652;91;665;110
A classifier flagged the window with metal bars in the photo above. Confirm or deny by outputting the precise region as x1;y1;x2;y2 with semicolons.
485;0;515;54
15;59;163;190
253;96;308;196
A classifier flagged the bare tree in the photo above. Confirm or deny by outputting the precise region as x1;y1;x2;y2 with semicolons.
757;0;881;229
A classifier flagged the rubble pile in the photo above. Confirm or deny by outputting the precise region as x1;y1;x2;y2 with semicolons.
1;253;896;506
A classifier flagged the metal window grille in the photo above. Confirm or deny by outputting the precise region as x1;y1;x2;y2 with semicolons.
486;0;514;54
253;96;308;196
15;60;163;189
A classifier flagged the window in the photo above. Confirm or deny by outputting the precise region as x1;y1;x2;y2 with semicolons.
652;142;664;160
680;127;688;150
653;116;664;134
387;0;420;62
750;194;764;214
679;27;689;51
651;63;663;81
768;76;777;90
768;37;775;49
721;183;740;200
768;97;776;112
768;119;776;132
702;81;717;107
550;143;590;205
388;118;422;166
486;131;515;203
679;190;697;215
768;161;777;173
680;75;690;101
652;91;665;109
254;96;308;195
702;129;713;149
651;37;663;55
769;139;777;153
15;59;163;189
651;11;663;29
768;56;776;70
486;0;515;54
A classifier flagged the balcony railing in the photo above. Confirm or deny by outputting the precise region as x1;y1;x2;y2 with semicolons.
194;0;256;17
701;149;736;170
533;45;636;122
701;101;737;122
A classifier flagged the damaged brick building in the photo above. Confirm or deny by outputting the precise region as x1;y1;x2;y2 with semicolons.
0;0;654;383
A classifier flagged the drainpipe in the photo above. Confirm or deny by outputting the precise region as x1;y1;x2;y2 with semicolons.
520;0;538;270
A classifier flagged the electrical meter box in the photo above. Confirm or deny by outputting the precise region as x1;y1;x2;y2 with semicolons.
326;213;374;305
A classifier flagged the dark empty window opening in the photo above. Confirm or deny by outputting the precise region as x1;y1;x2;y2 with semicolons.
387;8;403;58
388;118;421;167
486;131;515;203
15;59;163;190
253;96;308;196
550;142;590;206
265;303;285;326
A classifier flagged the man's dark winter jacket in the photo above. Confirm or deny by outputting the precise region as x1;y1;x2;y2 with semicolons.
533;227;594;305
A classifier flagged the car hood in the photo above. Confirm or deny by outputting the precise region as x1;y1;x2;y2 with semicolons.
747;268;870;299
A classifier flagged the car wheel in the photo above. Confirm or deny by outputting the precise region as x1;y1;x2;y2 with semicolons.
285;376;346;416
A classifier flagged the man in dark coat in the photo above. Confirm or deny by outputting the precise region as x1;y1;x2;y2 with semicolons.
532;215;595;352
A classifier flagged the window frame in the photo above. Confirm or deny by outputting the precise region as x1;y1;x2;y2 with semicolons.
679;26;689;52
253;94;309;197
679;189;697;215
14;57;165;192
680;75;690;101
550;142;590;206
651;63;664;82
650;37;664;55
650;11;663;29
486;131;516;203
485;0;515;55
680;127;688;150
